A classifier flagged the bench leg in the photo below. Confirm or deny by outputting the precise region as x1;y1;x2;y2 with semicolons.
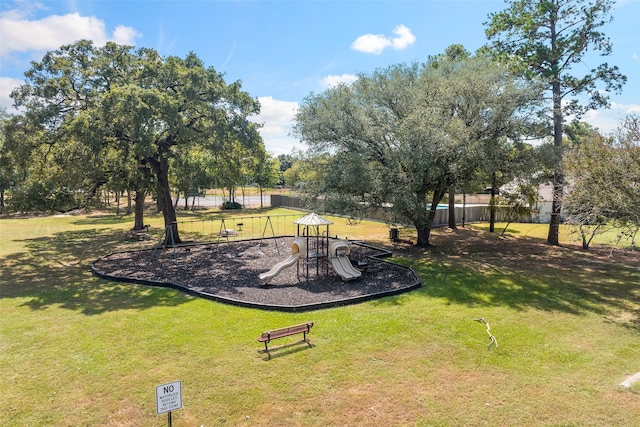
264;341;272;359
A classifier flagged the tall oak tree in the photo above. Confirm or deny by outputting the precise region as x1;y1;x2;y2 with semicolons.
9;41;262;243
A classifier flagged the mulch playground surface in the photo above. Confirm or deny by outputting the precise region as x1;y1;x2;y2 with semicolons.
92;237;421;311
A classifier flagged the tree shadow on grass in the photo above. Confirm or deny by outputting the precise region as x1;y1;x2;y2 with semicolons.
472;224;523;235
399;228;640;326
0;227;191;315
71;214;139;226
369;293;412;307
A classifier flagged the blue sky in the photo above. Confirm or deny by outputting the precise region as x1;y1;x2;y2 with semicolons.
1;0;639;155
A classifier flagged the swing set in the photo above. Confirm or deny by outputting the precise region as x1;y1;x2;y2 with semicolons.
215;216;280;253
149;215;293;261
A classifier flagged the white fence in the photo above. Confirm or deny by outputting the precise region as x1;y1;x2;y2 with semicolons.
270;195;494;226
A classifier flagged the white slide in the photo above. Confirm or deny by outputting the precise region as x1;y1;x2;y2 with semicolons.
328;239;362;281
330;255;362;281
259;237;306;284
259;254;299;284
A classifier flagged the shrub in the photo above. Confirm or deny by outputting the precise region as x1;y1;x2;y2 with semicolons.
221;201;243;210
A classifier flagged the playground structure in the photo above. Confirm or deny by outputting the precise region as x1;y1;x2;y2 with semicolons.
97;211;423;312
144;212;366;284
328;239;362;281
259;213;362;285
258;237;306;284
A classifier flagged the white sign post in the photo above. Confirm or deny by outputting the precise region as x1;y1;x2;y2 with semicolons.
156;380;182;426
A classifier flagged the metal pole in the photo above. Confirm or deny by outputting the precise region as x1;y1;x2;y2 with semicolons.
462;193;466;227
169;223;177;261
168;411;172;427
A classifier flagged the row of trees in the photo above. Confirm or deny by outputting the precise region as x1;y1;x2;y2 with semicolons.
2;0;634;249
563;117;640;248
0;41;283;243
293;46;546;246
293;0;629;247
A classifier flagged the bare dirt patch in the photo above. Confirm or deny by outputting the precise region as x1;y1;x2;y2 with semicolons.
389;227;640;272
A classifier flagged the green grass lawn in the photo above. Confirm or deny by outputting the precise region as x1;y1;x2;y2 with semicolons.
1;209;639;426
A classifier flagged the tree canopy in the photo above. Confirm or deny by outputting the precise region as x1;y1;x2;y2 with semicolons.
294;49;543;246
563;115;640;248
6;40;263;242
485;0;626;245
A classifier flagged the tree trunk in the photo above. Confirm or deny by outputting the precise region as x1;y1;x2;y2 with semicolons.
462;193;466;227
489;174;497;233
448;186;457;229
548;174;563;245
173;191;180;209
125;190;132;215
547;74;564;246
115;192;120;215
260;187;264;208
133;190;146;230
414;187;446;247
416;224;432;247
416;205;438;247
581;233;589;250
155;156;181;244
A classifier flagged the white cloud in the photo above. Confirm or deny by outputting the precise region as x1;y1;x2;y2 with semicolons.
351;33;391;55
610;101;640;114
112;25;141;46
256;96;298;127
582;109;620;133
351;25;415;55
254;96;301;155
220;42;237;69
391;25;416;50
0;11;141;57
581;102;640;135
0;77;23;113
321;74;358;89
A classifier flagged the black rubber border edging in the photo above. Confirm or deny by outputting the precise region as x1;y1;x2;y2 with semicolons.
91;238;422;312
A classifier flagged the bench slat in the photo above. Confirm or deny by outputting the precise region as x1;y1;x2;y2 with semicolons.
256;322;313;352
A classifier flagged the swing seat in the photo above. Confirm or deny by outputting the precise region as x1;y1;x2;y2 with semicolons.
218;229;238;237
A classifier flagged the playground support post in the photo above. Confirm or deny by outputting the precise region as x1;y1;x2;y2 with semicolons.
261;216;279;253
149;222;177;263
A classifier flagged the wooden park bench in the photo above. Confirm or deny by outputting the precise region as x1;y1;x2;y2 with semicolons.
257;322;314;356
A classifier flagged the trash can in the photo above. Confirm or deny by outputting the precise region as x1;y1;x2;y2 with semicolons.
389;227;399;241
